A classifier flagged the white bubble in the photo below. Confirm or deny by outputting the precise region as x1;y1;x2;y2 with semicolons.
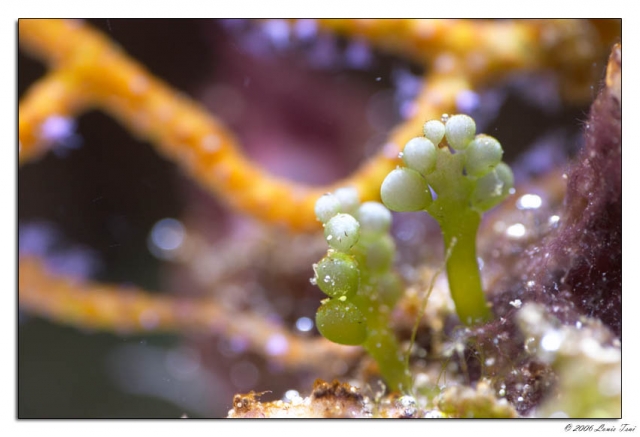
506;223;526;238
295;317;314;333
284;389;302;403
148;218;185;260
397;395;417;417
540;331;563;352
516;193;542;210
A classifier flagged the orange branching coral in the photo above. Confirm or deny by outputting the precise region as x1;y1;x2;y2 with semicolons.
19;18;391;231
19;19;615;231
19;256;360;373
18;19;619;367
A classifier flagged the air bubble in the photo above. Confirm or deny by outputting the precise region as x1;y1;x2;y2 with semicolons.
284;389;302;403
148;218;186;260
397;395;417;417
541;331;563;352
516;193;542;210
506;223;526;238
295;317;314;333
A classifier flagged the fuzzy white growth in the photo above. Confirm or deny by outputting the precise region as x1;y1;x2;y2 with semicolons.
333;187;360;215
402;137;437;176
380;167;432;212
315;193;342;224
445;114;476;150
423;119;445;146
465;135;503;177
357;201;392;235
324;213;361;252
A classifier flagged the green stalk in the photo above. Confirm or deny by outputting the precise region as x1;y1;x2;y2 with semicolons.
439;210;492;325
361;311;412;393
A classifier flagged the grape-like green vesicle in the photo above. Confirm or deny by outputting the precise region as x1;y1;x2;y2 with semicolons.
464;135;503;178
472;162;515;212
381;113;514;328
445;114;476;151
402;137;437;176
357;201;392;236
375;271;403;308
312;188;411;392
315;299;367;346
314;252;360;299
314;193;342;224
333;187;360;215
324;213;360;252
423;119;446;146
381;167;432;212
353;234;395;274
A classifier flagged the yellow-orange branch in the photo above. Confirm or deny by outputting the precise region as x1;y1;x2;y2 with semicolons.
18;18;619;338
19;19;612;231
19;256;360;372
20;19;451;231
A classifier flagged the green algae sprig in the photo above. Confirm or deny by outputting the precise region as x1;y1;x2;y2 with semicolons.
312;188;410;393
381;114;514;326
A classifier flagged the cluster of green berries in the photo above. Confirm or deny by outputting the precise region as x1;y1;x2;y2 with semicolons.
312;188;409;391
381;114;514;325
313;187;402;345
381;114;513;215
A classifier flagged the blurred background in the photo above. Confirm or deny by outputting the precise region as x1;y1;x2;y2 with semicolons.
18;19;609;418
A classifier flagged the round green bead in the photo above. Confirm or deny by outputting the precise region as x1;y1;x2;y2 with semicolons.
324;213;360;252
316;299;368;345
314;193;341;223
445;114;476;151
402;137;437;176
352;234;395;274
472;162;515;211
381;167;432;212
314;252;360;299
333;187;360;215
376;272;403;308
464;134;503;177
423;120;446;146
357;201;392;236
